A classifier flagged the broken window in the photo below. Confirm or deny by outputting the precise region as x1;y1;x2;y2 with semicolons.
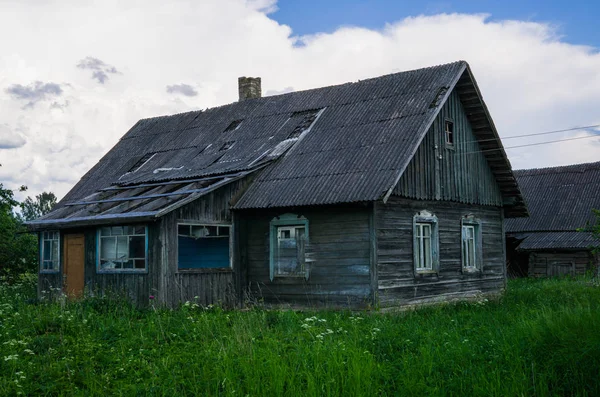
270;214;309;280
177;224;231;269
98;225;147;272
461;217;482;272
41;231;60;272
128;153;156;173
444;119;454;146
288;109;321;139
413;211;439;274
224;119;242;133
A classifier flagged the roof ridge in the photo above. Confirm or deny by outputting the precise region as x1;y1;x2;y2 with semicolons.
514;160;600;176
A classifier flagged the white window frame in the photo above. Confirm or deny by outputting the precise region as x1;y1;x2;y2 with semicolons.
413;211;439;275
176;222;232;271
461;216;482;272
269;214;309;281
97;225;148;273
444;119;454;147
40;231;60;273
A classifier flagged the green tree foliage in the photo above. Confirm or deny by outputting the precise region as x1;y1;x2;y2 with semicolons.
21;192;57;221
0;175;39;283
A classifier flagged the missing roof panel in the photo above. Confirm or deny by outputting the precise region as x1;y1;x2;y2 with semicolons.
128;153;156;173
224;119;243;133
429;86;449;108
220;141;235;151
288;109;322;139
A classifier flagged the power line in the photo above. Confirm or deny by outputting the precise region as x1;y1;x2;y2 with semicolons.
462;124;600;145
463;134;600;155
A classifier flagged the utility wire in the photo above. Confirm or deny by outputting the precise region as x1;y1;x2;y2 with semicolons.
462;124;600;145
463;134;600;155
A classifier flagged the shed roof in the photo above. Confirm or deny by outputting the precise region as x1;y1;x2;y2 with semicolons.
28;61;526;229
506;161;600;250
512;231;599;251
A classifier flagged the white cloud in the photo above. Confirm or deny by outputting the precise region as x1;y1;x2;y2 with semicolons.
0;2;599;202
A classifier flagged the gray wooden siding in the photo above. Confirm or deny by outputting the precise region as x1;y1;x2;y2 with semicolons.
527;251;597;277
239;205;373;307
376;197;505;307
395;89;503;206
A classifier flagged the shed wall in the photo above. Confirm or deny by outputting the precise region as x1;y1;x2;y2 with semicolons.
527;250;598;277
376;197;505;307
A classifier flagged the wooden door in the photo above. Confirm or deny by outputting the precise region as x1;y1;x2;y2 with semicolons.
63;234;85;298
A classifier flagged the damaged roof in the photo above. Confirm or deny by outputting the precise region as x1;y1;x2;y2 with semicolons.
29;60;526;229
506;161;600;250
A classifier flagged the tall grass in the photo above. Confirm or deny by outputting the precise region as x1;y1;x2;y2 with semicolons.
1;276;599;396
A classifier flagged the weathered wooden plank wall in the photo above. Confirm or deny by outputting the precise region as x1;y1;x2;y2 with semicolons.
376;197;505;307
527;250;596;277
239;205;373;307
395;89;503;206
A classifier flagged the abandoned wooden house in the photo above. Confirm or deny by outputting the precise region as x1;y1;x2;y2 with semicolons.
28;60;528;309
506;161;600;277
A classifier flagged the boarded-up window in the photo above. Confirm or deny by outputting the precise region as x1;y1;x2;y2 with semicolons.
177;224;231;269
270;214;309;280
41;231;60;272
98;226;147;272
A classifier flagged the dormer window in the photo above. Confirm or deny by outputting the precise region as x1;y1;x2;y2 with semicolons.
444;119;454;146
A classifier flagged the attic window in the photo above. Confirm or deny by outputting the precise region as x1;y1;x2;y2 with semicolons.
128;153;155;173
444;120;454;146
288;109;321;139
220;141;235;151
224;119;242;133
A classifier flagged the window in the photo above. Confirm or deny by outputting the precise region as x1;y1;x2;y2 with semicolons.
413;211;439;274
270;214;309;280
41;231;60;272
461;217;482;272
177;224;231;270
444;119;454;146
97;226;147;272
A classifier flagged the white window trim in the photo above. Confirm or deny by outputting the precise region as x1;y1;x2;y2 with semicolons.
461;216;483;273
96;225;148;273
413;211;439;275
40;230;60;273
176;222;233;271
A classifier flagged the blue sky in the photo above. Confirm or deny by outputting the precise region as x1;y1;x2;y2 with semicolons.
274;0;600;48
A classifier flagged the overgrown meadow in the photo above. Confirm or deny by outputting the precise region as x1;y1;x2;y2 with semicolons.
1;276;599;396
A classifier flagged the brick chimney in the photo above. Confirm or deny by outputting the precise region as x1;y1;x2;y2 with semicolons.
238;77;261;101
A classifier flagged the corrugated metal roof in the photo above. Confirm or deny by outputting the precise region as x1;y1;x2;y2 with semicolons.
506;161;600;233
514;231;600;251
34;60;525;226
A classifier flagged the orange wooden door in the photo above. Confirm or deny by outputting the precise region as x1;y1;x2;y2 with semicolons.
63;234;85;298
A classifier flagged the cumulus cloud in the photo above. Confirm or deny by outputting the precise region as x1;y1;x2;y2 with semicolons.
5;81;63;108
0;1;599;201
0;125;26;149
265;86;294;96
166;84;198;97
77;56;120;84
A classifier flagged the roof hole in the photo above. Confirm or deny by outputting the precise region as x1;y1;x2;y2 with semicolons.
224;119;243;133
128;153;156;173
429;86;449;108
288;109;321;139
220;141;235;151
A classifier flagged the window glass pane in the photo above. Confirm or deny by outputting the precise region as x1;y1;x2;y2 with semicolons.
217;226;230;236
43;240;51;261
116;236;128;261
100;227;111;236
134;226;145;235
134;259;146;269
178;225;189;236
129;235;145;259
424;237;431;269
122;259;134;269
416;224;422;237
191;225;210;238
101;237;116;259
112;227;123;236
422;224;431;238
51;240;59;263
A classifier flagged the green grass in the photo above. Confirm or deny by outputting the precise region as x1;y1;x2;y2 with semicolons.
1;276;599;396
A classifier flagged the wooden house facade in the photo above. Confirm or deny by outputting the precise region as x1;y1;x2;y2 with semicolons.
505;162;600;277
29;61;527;309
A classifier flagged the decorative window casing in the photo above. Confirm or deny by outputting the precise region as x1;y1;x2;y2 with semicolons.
177;223;231;270
461;216;482;272
41;231;60;272
413;211;439;274
269;214;309;281
97;225;148;272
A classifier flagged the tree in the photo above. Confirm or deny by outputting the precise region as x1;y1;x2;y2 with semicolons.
0;167;39;283
21;191;57;221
